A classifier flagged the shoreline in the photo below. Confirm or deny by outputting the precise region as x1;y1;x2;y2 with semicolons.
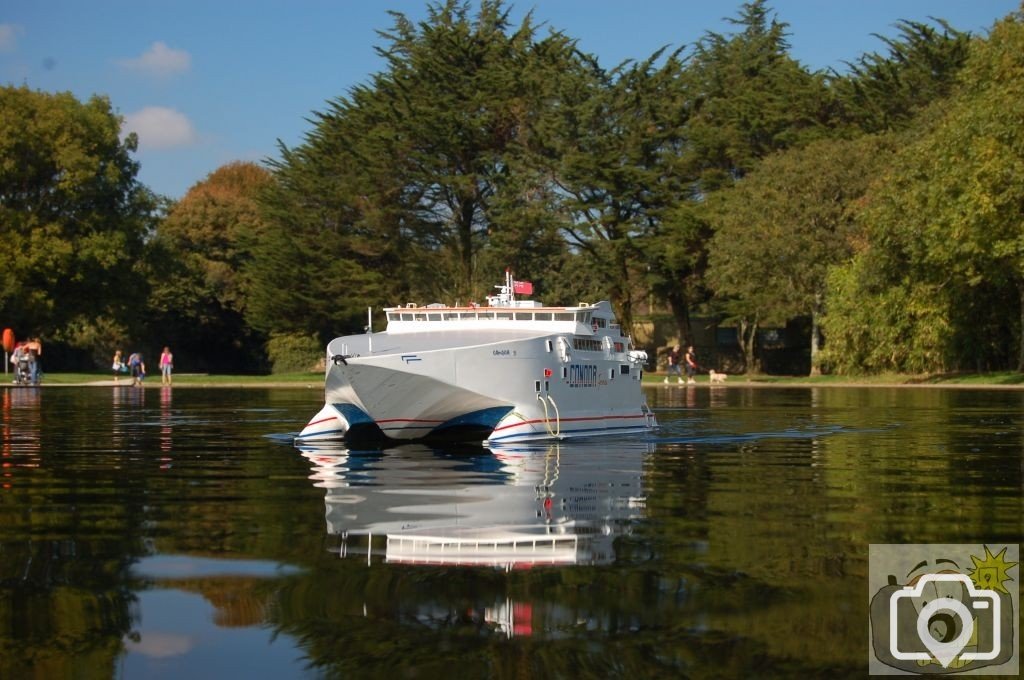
6;375;1024;390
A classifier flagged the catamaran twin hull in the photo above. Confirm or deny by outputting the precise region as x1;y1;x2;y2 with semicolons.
297;328;656;446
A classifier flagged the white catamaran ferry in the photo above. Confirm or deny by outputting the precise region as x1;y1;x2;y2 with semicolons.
296;272;656;446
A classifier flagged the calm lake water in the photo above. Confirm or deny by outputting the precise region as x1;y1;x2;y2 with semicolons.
0;384;1020;679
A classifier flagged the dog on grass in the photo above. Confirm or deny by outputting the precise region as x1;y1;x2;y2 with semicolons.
709;369;727;384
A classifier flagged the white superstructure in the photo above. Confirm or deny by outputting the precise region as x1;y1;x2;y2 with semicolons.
296;272;656;446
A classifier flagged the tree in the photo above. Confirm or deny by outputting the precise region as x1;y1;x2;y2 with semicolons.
707;135;892;373
257;0;583;341
148;162;272;372
552;49;692;331
680;0;830;191
0;85;154;360
823;9;1024;373
833;19;972;133
643;0;831;347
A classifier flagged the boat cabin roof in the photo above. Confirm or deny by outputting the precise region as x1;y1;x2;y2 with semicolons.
382;300;626;338
380;273;627;337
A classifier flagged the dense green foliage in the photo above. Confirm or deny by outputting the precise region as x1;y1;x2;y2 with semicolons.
0;86;156;360
256;0;585;341
822;12;1024;374
708;135;894;373
3;0;1023;375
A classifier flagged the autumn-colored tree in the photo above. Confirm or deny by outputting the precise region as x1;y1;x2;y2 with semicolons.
148;161;272;372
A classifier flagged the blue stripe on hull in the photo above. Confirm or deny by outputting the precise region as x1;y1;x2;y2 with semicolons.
432;406;514;434
332;403;375;425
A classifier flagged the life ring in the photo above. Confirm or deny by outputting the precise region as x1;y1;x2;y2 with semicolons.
2;329;13;354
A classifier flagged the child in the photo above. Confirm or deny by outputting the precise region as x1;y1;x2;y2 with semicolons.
159;347;173;385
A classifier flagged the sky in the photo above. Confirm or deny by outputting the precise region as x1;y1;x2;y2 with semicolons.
2;1;1020;199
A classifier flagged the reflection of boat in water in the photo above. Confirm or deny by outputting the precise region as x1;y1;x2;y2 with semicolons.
296;271;656;446
299;441;649;569
386;525;579;567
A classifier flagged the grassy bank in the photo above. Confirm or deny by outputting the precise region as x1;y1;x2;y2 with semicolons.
20;371;323;386
643;371;1024;386
10;370;1024;388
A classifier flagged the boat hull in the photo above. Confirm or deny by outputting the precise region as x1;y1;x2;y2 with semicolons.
296;330;656;446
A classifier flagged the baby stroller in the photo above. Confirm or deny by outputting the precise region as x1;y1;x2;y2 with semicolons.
12;348;32;385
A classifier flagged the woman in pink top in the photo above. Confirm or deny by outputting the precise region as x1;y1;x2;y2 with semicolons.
159;347;174;385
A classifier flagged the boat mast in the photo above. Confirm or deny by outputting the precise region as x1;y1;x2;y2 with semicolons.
505;268;515;305
487;268;516;307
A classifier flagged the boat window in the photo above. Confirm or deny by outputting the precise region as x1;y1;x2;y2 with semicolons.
495;312;513;320
576;311;591;323
593;317;607;328
535;312;553;321
609;368;615;380
562;367;568;379
534;380;541;392
481;312;496;321
414;313;429;321
443;312;459;321
614;342;624;352
545;340;553;353
514;312;533;321
620;365;630;375
554;312;574;321
400;313;414;321
572;337;602;351
426;313;441;321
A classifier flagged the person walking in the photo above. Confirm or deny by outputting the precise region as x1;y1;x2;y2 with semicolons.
664;345;683;384
159;347;174;385
685;345;699;385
